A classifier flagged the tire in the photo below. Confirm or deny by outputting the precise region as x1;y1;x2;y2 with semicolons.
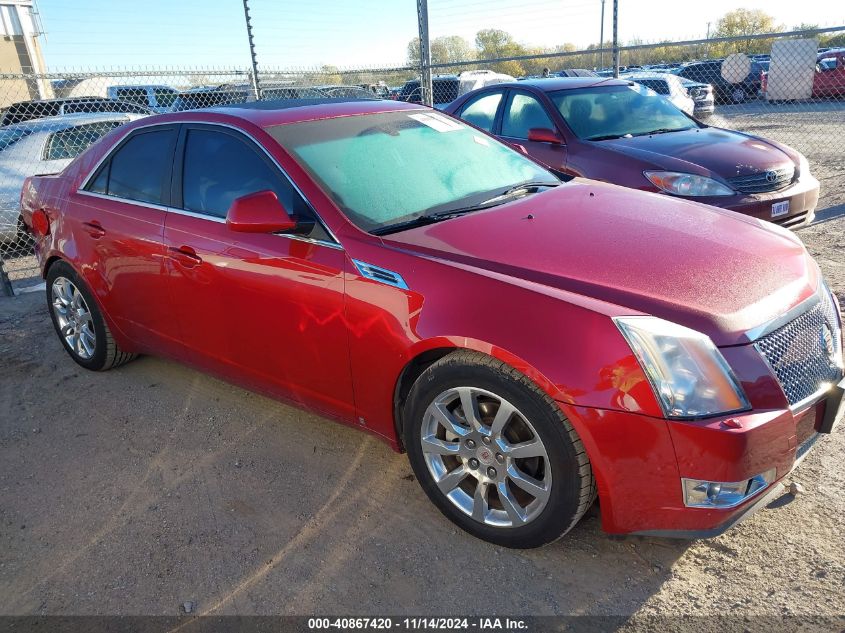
403;350;595;548
46;260;136;371
731;87;747;104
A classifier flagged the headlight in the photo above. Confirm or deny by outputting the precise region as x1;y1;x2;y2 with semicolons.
796;152;810;179
644;171;734;197
614;316;750;419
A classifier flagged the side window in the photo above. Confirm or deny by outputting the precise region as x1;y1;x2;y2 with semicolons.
180;128;329;240
459;92;502;132
44;121;122;161
153;88;177;108
502;92;555;139
86;128;177;205
115;88;149;107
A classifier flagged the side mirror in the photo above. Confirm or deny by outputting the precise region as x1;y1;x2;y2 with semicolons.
226;190;297;234
527;127;564;145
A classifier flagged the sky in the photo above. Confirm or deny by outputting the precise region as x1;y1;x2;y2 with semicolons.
36;0;845;71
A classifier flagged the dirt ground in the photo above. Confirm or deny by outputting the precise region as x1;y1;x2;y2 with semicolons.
1;217;844;621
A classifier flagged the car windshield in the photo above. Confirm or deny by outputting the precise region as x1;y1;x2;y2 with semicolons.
268;110;556;233
549;84;697;141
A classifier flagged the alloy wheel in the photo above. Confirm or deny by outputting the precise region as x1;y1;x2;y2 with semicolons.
420;386;552;528
51;276;96;360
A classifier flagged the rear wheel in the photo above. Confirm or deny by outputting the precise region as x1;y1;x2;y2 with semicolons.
731;87;747;103
46;261;136;371
403;351;595;548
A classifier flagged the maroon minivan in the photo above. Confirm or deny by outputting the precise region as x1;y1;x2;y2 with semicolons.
445;78;820;229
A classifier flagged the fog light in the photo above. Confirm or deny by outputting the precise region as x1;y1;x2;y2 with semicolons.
682;468;776;508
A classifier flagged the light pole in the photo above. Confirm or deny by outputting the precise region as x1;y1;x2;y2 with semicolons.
417;0;433;107
612;0;619;77
242;0;262;100
599;0;606;70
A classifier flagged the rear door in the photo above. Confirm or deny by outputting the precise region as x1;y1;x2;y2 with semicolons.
498;89;567;172
75;124;184;357
162;124;355;421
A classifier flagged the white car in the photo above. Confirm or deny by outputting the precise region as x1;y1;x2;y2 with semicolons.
623;72;695;115
0;112;147;243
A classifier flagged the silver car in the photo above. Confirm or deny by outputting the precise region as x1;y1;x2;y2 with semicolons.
623;72;696;115
0;112;147;242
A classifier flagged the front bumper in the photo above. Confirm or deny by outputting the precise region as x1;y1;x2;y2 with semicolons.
695;174;821;229
562;374;841;537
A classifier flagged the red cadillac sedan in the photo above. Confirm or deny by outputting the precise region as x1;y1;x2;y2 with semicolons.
444;78;821;230
21;98;844;548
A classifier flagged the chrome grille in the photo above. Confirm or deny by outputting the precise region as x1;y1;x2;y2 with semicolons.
756;289;843;406
727;165;794;194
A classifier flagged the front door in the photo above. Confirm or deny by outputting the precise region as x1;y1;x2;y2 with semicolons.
162;124;355;422
498;91;568;173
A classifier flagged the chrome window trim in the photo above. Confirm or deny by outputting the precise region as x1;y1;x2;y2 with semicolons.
77;189;171;213
76;191;343;251
76;119;343;248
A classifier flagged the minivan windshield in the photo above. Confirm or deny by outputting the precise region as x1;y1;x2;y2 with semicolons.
549;84;698;141
269;110;556;233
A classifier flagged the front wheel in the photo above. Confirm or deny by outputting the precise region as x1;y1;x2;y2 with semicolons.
46;260;136;371
403;351;595;548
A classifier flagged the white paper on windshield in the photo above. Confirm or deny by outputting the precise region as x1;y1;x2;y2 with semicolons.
408;112;462;132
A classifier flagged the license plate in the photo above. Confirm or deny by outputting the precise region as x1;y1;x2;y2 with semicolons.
771;200;789;218
819;378;845;434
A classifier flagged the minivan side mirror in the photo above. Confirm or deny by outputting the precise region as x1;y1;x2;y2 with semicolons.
226;190;297;234
527;127;564;145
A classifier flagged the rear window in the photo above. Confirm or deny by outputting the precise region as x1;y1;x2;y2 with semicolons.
86;127;177;205
44;121;123;161
114;88;149;106
635;79;670;95
0;127;33;152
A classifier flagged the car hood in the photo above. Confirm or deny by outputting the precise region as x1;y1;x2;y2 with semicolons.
383;181;818;346
597;126;797;178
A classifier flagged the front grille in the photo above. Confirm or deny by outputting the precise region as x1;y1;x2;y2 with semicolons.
756;289;843;406
728;165;794;194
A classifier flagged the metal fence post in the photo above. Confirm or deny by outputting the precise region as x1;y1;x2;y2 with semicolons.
0;257;13;297
417;0;433;107
612;0;619;77
242;0;262;100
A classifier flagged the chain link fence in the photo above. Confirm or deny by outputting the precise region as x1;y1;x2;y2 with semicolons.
1;29;843;294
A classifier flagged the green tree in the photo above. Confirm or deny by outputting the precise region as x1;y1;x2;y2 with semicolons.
711;9;783;55
406;35;475;67
474;29;526;76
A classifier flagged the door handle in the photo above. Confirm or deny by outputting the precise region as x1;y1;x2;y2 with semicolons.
82;221;105;238
169;246;203;268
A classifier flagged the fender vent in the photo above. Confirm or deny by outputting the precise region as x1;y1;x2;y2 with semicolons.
352;259;408;290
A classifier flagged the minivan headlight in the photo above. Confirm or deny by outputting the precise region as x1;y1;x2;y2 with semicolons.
614;316;750;419
644;171;734;197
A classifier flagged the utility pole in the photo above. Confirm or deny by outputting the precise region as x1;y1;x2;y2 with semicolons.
242;0;262;100
599;0;606;70
417;0;433;107
706;21;711;57
612;0;619;77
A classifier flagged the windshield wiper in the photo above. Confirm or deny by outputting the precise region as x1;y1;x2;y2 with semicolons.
371;181;560;236
586;133;630;141
632;127;689;137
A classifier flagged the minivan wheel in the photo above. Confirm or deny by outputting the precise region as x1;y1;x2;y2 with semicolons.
403;351;595;548
731;87;747;103
46;261;136;371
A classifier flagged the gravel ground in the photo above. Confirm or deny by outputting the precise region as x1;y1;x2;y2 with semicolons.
0;216;844;621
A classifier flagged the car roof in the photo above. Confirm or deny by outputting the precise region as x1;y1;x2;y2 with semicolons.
502;77;631;90
188;97;425;127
